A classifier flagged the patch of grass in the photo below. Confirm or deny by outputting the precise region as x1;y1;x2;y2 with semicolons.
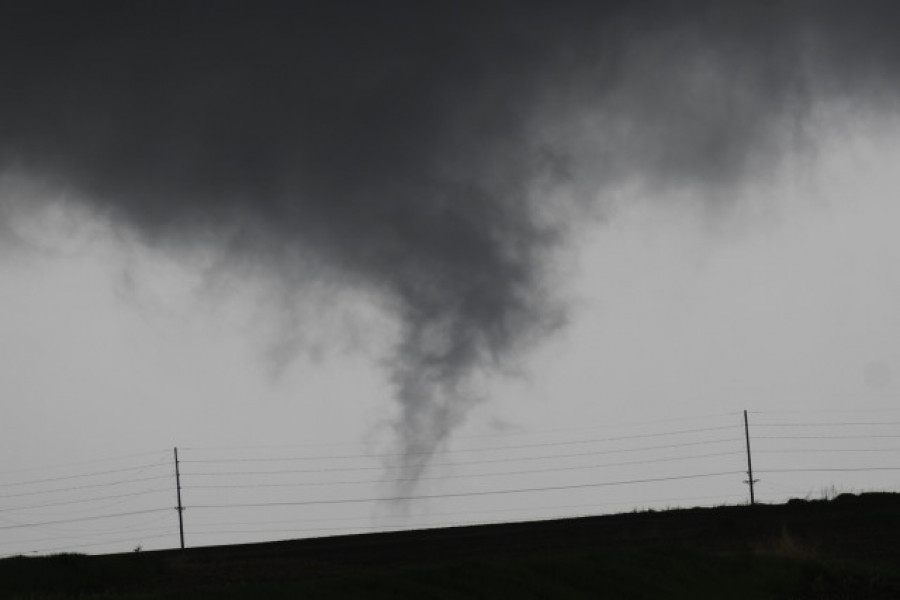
3;494;900;599
83;547;899;600
3;548;900;600
0;552;168;598
752;524;817;560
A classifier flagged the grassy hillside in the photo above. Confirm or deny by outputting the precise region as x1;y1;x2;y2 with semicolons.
3;492;900;599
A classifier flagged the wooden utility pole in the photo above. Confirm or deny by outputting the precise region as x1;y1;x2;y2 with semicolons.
174;447;185;549
743;410;758;505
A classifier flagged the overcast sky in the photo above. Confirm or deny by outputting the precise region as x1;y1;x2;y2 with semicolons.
2;1;900;555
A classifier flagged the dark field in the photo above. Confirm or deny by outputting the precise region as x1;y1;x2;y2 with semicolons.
3;493;900;599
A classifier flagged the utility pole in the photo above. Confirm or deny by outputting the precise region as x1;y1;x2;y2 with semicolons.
743;410;758;505
174;447;185;549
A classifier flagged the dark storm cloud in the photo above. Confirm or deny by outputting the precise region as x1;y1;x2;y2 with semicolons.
2;1;900;484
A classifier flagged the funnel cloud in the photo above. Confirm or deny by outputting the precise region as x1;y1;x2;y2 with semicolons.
2;1;900;485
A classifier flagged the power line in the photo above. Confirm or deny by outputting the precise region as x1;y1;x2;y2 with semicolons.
190;470;744;509
179;411;740;453
4;408;899;558
755;434;900;441
752;408;900;416
186;491;749;533
0;474;172;500
184;450;745;490
758;467;900;474
16;512;174;541
6;510;175;545
756;448;900;454
1;462;172;488
430;411;741;441
0;487;171;514
0;450;170;478
191;495;757;540
184;438;743;478
752;422;900;427
0;508;171;531
9;525;173;548
180;425;740;465
8;532;175;556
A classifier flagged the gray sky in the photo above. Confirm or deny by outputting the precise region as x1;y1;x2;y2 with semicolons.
2;1;900;555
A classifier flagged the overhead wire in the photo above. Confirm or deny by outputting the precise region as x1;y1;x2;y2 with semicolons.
185;491;748;534
754;434;900;441
432;410;741;441
190;470;744;509
2;511;175;552
0;461;172;488
2;408;896;557
0;508;172;531
190;494;751;540
0;449;170;477
752;421;900;427
9;532;175;556
9;524;174;548
180;425;740;464
758;467;900;474
0;487;172;514
0;474;173;500
756;447;900;454
183;438;743;478
183;450;745;490
16;511;174;541
179;411;741;453
751;407;900;416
